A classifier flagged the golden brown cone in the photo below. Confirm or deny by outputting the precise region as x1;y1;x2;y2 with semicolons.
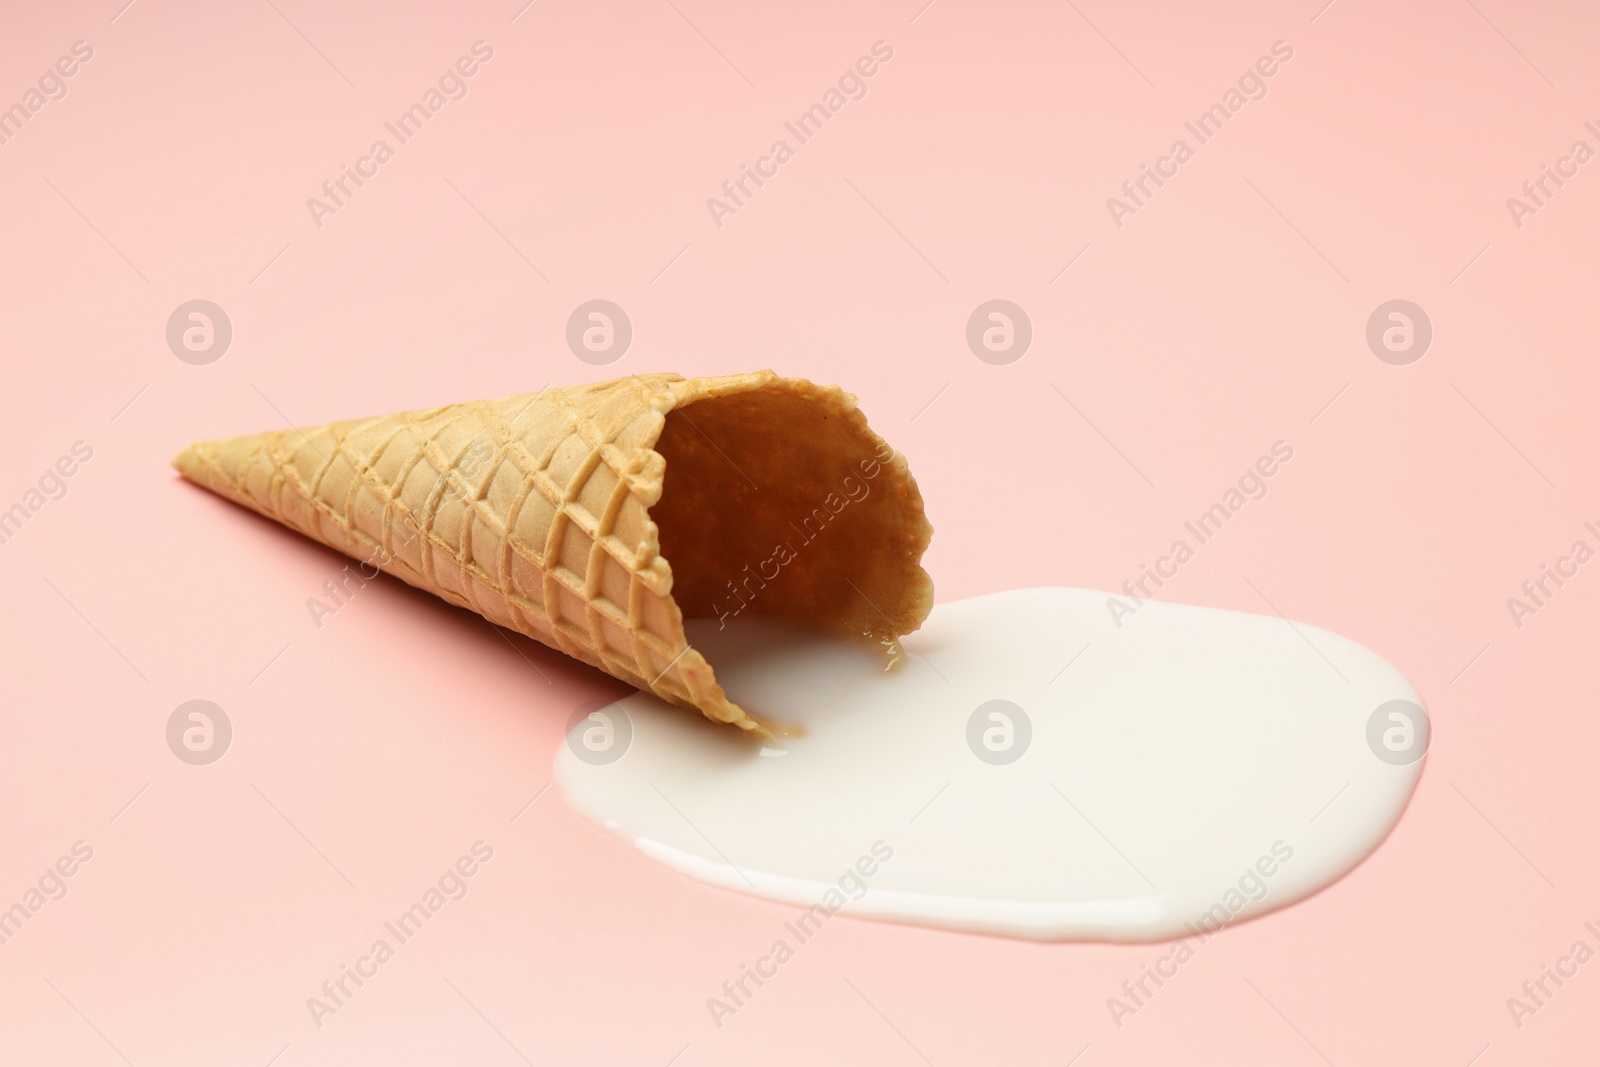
173;371;933;734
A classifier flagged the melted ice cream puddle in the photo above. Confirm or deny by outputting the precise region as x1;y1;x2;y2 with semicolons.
555;589;1426;942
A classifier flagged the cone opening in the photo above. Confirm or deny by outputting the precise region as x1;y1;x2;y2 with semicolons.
651;385;932;651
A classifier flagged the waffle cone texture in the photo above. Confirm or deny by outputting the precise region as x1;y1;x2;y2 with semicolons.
173;372;933;734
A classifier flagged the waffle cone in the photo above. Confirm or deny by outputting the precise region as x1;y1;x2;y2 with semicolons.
173;371;933;734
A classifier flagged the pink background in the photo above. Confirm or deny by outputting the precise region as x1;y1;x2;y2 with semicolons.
2;0;1595;1063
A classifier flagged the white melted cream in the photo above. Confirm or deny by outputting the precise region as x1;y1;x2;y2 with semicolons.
555;589;1427;942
